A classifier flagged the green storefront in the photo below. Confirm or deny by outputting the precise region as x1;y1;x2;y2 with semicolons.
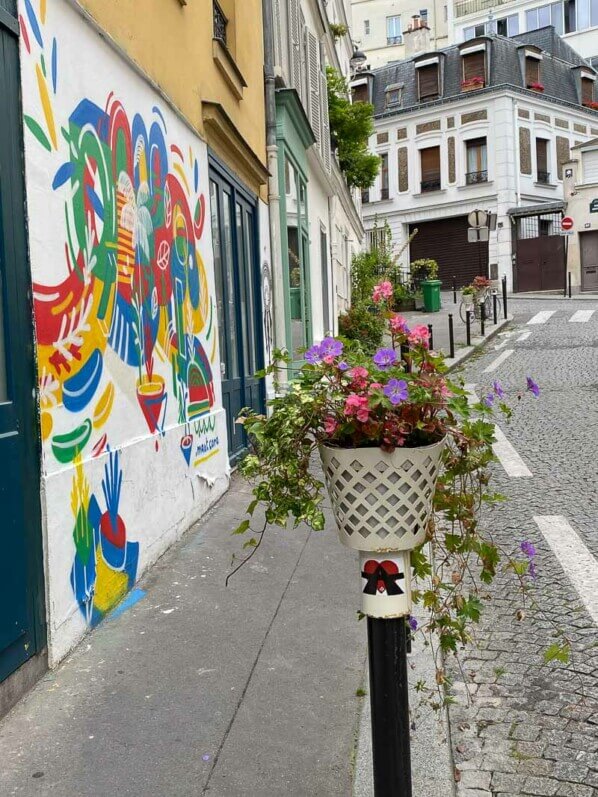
275;89;315;362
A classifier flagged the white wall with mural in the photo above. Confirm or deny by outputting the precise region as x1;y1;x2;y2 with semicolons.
19;0;228;664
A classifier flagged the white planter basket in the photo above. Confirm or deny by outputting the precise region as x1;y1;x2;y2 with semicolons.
319;438;445;552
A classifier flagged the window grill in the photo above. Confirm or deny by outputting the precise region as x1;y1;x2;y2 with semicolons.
213;1;228;45
466;170;488;184
517;213;561;240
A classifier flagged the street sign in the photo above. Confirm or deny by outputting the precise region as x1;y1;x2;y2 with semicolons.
468;227;489;243
558;230;574;236
468;209;488;228
590;199;598;213
561;216;574;231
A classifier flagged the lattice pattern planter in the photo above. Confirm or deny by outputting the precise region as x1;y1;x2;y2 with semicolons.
319;438;445;552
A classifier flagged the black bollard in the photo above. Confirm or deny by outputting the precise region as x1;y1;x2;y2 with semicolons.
367;617;412;797
427;324;434;351
568;272;572;299
466;309;472;346
493;292;498;325
452;276;457;304
502;275;508;319
480;301;485;336
448;313;455;359
400;343;411;373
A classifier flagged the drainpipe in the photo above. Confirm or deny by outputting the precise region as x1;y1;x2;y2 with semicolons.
513;97;520;208
262;0;287;367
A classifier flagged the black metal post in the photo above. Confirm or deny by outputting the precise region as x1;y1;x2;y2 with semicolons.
568;272;572;299
466;309;472;346
493;292;498;325
502;275;508;319
448;313;455;359
480;301;485;336
400;344;411;373
427;323;434;350
367;617;412;797
452;276;457;304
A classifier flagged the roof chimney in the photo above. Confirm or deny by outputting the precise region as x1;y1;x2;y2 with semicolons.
404;15;431;57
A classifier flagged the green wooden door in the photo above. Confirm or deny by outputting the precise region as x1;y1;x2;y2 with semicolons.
0;8;45;683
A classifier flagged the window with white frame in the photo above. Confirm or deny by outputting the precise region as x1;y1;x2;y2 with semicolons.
386;15;402;45
385;84;403;107
464;23;485;39
525;3;563;34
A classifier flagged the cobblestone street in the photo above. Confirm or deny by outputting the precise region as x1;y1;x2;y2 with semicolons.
447;297;598;797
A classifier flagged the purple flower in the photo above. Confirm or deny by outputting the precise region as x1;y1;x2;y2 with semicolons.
373;347;398;370
493;380;504;399
526;376;540;397
528;561;538;581
304;344;322;364
320;337;344;358
484;393;495;408
520;540;537;558
408;616;418;632
384;378;409;405
338;361;350;371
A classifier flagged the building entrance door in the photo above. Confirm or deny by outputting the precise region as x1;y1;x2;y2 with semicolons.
209;156;264;461
515;213;564;292
580;231;598;291
0;12;45;684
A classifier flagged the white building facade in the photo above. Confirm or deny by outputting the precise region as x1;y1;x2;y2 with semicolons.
351;0;450;67
357;29;598;291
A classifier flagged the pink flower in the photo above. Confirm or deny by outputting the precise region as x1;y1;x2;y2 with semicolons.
438;383;452;399
323;355;335;365
389;314;410;334
350;366;369;380
408;325;430;348
369;382;383;392
344;393;370;423
324;417;338;435
372;281;393;303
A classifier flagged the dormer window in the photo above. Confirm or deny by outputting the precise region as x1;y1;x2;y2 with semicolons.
352;79;369;104
460;45;486;91
416;58;439;101
524;50;543;92
581;72;597;108
385;84;403;107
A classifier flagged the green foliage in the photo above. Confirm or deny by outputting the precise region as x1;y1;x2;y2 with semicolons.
329;22;348;39
326;67;380;189
338;304;385;352
411;258;439;282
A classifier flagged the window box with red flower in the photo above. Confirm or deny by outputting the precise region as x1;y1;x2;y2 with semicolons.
583;101;598;110
527;82;544;92
461;76;485;92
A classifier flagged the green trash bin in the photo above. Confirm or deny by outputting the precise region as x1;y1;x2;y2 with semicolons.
421;280;442;313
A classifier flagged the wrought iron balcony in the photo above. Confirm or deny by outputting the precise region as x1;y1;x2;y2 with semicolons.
466;170;488;185
421;177;441;193
387;35;403;45
537;170;550;184
455;0;513;16
213;1;228;45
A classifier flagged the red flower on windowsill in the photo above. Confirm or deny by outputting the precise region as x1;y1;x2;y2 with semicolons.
583;100;598;110
527;82;544;92
461;76;485;89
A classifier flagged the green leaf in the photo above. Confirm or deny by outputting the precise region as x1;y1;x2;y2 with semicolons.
243;537;258;550
543;643;571;664
24;116;52;152
233;519;251;536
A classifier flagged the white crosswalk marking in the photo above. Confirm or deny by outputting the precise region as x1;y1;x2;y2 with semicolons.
517;331;531;342
527;310;555;325
493;426;532;477
483;349;514;373
534;516;598;627
464;385;532;477
569;310;595;323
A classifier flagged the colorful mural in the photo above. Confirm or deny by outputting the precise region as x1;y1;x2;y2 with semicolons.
21;0;221;627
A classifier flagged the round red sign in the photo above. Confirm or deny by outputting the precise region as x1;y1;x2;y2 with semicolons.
561;216;574;230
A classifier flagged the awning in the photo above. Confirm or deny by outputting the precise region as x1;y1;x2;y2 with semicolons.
507;201;565;217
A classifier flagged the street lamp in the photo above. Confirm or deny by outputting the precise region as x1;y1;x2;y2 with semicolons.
350;47;367;75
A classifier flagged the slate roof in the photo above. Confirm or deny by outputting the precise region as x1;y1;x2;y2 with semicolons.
370;26;596;118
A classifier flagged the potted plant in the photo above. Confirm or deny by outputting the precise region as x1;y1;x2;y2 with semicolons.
461;76;485;92
231;275;542;646
412;258;441;313
583;100;598;110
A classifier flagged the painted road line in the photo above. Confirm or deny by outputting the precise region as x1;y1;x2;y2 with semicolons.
527;310;555;325
494;332;514;350
534;516;598;627
483;349;514;373
493;426;532;477
569;309;595;323
517;331;532;342
465;386;532;477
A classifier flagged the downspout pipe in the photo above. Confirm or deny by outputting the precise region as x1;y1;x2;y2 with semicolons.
262;0;287;373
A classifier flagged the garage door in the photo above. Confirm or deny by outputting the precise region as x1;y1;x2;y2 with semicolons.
409;216;488;288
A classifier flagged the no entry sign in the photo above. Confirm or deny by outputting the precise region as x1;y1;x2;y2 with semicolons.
561;216;574;231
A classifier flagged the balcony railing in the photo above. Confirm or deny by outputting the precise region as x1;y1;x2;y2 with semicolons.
455;0;513;16
387;35;403;45
466;170;488;185
213;1;228;45
421;177;441;192
537;170;550;184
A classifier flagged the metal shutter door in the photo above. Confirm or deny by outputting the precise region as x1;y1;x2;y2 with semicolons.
409;216;488;287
